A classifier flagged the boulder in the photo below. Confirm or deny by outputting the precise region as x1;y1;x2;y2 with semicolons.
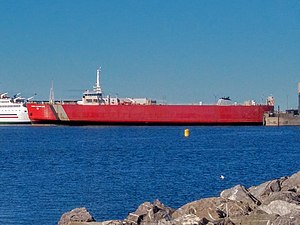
218;200;252;218
100;221;123;225
58;207;95;225
172;197;226;221
249;177;287;203
69;222;121;225
123;199;174;225
259;200;300;216
272;211;300;225
172;197;251;223
261;190;300;205
213;218;236;225
220;185;260;208
248;171;300;203
230;210;279;225
281;171;300;193
172;214;208;225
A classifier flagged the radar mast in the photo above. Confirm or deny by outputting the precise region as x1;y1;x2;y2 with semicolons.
49;81;55;104
94;67;102;94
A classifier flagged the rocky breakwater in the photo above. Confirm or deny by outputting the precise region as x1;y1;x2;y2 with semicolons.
58;171;300;225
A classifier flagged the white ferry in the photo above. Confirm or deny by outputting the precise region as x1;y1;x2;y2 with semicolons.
0;93;30;124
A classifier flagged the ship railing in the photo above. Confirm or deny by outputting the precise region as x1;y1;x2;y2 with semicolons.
28;100;79;104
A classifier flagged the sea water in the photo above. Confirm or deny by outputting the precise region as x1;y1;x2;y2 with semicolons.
0;126;299;225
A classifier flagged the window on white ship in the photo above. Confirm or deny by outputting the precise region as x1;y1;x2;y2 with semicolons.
0;105;21;107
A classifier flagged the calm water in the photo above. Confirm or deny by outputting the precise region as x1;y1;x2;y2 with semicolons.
0;126;299;224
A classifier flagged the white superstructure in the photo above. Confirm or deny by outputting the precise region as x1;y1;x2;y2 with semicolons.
77;68;156;105
0;93;30;123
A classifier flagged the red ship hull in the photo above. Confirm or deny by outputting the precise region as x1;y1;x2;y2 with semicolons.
26;103;273;125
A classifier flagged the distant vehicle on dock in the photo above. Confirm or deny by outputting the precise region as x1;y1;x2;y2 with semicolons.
0;92;30;124
26;68;274;125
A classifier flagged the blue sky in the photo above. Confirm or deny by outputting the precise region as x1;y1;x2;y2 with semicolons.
0;0;299;108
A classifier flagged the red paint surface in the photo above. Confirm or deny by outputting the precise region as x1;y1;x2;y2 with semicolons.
27;103;273;125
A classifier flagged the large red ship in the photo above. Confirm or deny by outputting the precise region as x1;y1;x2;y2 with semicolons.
27;68;274;125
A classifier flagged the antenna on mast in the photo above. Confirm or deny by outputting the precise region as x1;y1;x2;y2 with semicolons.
49;80;55;104
94;67;102;94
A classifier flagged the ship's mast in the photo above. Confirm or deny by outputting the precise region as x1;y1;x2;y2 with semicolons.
49;81;55;104
94;67;102;95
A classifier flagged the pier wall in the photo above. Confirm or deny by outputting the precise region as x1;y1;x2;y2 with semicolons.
264;112;300;126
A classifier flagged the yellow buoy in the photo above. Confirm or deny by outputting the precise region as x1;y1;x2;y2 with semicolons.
184;128;190;137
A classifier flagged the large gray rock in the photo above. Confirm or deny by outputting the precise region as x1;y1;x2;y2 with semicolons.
262;190;300;205
220;185;260;208
272;211;300;225
249;171;300;204
172;197;226;221
69;222;121;225
281;171;300;193
259;200;300;216
249;177;287;203
214;218;236;225
172;214;208;225
172;197;251;223
123;199;174;225
230;210;279;225
58;207;95;225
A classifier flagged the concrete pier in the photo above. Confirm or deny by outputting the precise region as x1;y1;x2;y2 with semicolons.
264;112;300;126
